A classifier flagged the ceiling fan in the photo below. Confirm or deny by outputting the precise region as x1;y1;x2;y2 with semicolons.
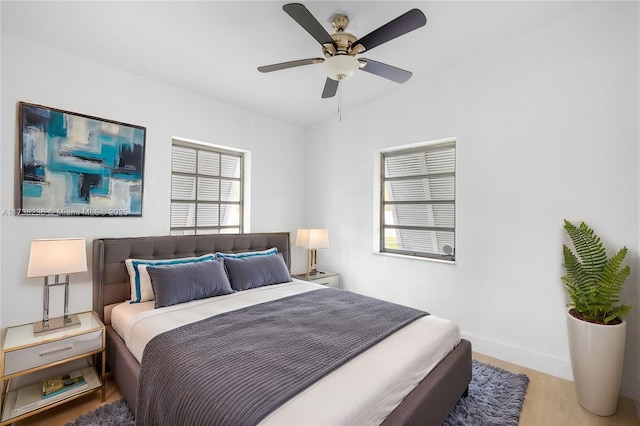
258;3;427;99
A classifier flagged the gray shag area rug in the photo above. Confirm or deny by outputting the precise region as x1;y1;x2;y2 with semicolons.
66;360;528;426
443;359;530;426
65;398;133;426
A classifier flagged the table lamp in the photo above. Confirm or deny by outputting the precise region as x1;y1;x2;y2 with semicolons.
27;238;87;333
295;229;330;275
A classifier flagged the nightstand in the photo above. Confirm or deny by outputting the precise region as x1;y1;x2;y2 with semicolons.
293;271;340;288
0;311;105;425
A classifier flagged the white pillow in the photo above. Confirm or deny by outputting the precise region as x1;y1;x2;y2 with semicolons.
125;254;216;303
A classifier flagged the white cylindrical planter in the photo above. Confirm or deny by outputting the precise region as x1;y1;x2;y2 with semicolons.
567;310;626;416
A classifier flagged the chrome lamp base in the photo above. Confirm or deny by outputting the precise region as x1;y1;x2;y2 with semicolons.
306;248;319;275
34;313;80;334
34;274;79;334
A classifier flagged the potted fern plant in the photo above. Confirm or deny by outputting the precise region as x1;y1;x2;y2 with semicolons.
562;219;631;416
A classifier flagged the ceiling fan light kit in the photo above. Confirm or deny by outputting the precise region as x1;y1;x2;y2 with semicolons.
324;55;359;81
258;3;426;99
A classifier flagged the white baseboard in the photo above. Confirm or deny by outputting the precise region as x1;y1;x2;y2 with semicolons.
462;333;640;404
461;332;573;381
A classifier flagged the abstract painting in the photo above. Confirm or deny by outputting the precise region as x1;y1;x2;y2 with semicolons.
19;102;146;216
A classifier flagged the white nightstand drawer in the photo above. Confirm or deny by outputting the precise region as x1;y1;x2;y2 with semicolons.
313;275;340;288
4;330;103;375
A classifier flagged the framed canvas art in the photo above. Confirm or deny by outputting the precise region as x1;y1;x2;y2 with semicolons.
19;102;146;216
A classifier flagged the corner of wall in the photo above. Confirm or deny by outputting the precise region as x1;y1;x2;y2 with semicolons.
461;331;573;382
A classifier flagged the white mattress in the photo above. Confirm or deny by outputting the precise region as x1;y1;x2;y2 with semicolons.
111;281;460;425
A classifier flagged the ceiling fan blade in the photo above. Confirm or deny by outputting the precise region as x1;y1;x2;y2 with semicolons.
321;78;339;98
258;58;323;73
352;9;426;53
283;3;336;47
359;58;412;83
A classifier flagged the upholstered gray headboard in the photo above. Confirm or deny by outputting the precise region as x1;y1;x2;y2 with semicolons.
92;233;291;324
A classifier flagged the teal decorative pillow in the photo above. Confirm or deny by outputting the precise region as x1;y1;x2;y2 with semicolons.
215;247;278;260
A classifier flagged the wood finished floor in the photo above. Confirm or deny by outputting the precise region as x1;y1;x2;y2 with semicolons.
14;353;640;426
473;353;639;426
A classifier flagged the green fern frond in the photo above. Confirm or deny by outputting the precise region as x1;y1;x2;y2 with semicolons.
562;220;632;324
563;220;607;275
605;305;632;324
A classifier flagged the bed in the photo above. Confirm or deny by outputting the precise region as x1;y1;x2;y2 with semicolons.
92;232;471;425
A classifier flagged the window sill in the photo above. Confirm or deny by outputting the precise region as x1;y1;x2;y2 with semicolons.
372;251;456;265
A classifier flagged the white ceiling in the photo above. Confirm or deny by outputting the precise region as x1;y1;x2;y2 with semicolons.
1;1;586;127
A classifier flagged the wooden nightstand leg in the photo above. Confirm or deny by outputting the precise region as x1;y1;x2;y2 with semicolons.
101;350;106;402
0;378;11;419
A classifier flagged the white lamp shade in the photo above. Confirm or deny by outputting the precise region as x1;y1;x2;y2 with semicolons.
296;229;330;249
27;238;87;277
324;55;359;81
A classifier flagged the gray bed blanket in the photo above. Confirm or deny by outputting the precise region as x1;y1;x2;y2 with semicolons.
136;287;428;426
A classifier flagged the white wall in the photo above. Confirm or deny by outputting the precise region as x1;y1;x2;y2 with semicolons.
306;2;640;399
0;34;307;328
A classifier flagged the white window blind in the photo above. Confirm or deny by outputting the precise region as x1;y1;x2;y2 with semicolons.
170;141;243;235
381;141;455;260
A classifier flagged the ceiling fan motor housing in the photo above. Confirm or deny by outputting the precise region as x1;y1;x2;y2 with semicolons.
322;14;357;59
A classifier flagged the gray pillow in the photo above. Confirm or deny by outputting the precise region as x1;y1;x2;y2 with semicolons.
147;258;233;308
223;253;291;291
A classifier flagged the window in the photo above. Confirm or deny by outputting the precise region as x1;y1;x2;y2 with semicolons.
170;140;244;235
380;139;455;261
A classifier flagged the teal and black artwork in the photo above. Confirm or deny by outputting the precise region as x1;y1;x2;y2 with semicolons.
19;102;146;216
